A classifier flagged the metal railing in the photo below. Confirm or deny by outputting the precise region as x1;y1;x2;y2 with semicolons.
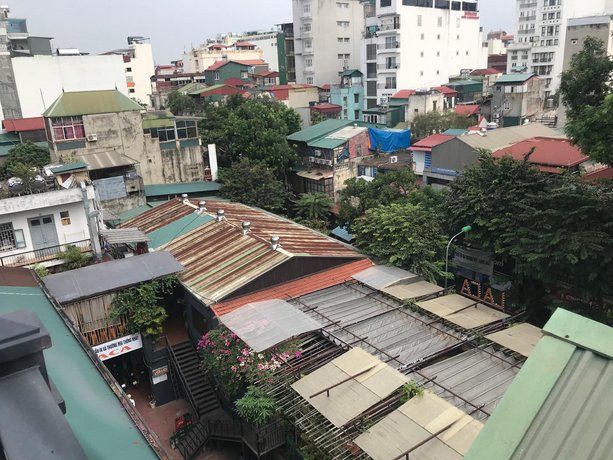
0;239;91;267
167;344;199;417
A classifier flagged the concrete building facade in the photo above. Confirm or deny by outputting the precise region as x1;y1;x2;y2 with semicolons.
492;73;544;127
506;0;613;98
330;69;365;121
365;0;487;109
293;0;365;86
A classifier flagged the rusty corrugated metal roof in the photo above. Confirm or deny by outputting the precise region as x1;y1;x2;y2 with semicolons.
121;198;364;303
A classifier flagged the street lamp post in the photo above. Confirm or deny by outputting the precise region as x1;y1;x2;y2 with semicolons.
445;225;472;290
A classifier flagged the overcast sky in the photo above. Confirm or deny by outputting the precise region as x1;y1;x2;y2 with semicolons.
10;0;515;64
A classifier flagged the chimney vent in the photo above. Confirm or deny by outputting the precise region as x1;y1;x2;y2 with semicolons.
198;200;206;210
271;235;280;250
241;221;251;235
181;193;188;199
216;209;225;222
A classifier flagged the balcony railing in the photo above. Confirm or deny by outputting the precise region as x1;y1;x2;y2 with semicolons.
519;2;537;7
519;15;536;21
0;239;92;267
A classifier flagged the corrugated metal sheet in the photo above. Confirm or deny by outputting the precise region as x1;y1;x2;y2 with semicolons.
144;181;221;197
93;176;127;201
147;213;214;249
120;199;197;233
43;90;143;117
43;251;184;303
352;265;419;289
100;228;150;244
81;151;136;171
510;349;612;460
458;124;565;151
219;299;321;352
161;220;289;303
213;259;373;316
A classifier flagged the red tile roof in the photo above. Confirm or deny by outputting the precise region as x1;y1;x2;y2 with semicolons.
199;85;250;98
2;117;45;132
470;68;501;76
319;84;331;91
212;259;373;316
234;59;266;66
455;104;480;117
206;60;231;71
208;43;227;49
433;86;458;96
411;134;455;151
493;137;589;171
253;71;279;78
392;89;416;99
224;77;248;86
233;41;256;47
267;84;317;101
310;103;342;113
583;166;613;181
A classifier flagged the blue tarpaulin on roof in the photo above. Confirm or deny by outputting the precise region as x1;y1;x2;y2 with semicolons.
368;128;411;153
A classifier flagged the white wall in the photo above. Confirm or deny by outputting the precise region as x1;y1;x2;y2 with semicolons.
11;55;128;118
126;43;155;106
0;188;92;259
229;33;280;71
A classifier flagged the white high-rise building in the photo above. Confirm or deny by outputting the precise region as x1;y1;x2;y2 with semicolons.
364;0;487;109
292;0;365;86
507;0;613;98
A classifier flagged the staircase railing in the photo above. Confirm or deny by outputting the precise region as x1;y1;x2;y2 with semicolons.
167;344;199;416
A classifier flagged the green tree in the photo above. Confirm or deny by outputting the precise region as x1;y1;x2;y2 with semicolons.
560;36;613;165
167;90;201;115
295;192;332;220
200;94;301;177
1;141;51;179
352;203;448;282
220;158;288;212
446;152;613;323
410;110;473;141
310;111;324;126
339;168;417;226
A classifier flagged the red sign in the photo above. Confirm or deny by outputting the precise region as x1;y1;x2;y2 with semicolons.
462;11;480;19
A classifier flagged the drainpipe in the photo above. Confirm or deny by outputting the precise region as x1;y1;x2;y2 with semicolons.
80;182;102;261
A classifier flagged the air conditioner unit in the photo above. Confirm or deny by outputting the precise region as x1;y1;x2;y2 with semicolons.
322;159;332;166
308;156;315;162
314;149;322;157
86;133;98;142
390;155;398;163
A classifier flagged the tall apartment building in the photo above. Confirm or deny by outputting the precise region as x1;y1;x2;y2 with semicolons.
292;0;365;86
364;0;487;109
507;0;613;98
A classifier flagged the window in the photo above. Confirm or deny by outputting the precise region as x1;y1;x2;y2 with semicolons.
343;96;348;106
420;33;425;40
385;76;396;89
437;17;442;27
303;23;311;32
337;21;349;27
176;120;198;139
385;36;396;49
51;116;85;141
60;211;71;226
417;15;422;27
303;2;310;13
157;127;176;142
126;67;132;72
214;71;220;81
380;0;391;6
437;34;441;40
240;71;248;79
305;177;333;197
366;44;377;60
129;89;135;93
386;56;397;68
456;18;460;28
337;38;343;43
305;58;313;67
503;100;511;110
354;94;360;103
0;223;25;251
420;70;424;76
414;108;419;113
436;51;440;57
436;70;440;75
343;37;350;42
306;76;314;84
542;13;547;20
304;38;312;49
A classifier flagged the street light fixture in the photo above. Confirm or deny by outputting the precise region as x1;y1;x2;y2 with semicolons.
445;225;472;290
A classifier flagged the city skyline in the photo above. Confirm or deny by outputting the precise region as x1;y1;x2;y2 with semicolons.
10;0;515;64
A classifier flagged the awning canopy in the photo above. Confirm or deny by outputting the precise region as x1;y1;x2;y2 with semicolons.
485;323;543;357
355;391;484;460
417;294;509;329
382;280;444;301
79;151;136;170
100;228;150;244
219;299;321;352
291;347;409;428
43;251;183;303
296;169;333;181
352;265;419;290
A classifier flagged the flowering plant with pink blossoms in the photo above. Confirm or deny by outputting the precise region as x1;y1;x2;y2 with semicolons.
198;325;301;398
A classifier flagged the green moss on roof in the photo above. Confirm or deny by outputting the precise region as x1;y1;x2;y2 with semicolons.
43;90;144;117
0;286;158;459
144;181;221;197
148;213;214;248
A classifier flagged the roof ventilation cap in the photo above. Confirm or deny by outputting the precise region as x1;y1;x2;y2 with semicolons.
271;235;280;250
241;221;251;235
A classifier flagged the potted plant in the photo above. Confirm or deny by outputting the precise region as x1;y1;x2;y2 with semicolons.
234;385;277;428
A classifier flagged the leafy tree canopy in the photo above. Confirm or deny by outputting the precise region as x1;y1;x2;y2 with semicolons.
295;192;332;221
560;36;613;165
446;151;613;322
1;141;50;179
166;90;202;116
200;94;301;177
219;158;288;212
339;168;418;226
410;110;473;141
352;202;448;282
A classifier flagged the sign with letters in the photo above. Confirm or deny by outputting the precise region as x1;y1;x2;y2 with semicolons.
93;333;143;361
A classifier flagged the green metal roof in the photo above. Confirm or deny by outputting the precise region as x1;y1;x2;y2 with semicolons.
341;69;362;77
196;84;226;95
307;137;347;150
445;79;483;87
144;180;221;197
0;140;48;157
177;82;207;95
0;285;158;459
442;128;468;136
494;73;535;84
50;161;88;174
465;308;613;460
142;110;175;129
0;132;20;143
148;213;214;248
287;119;353;143
114;201;168;224
43;90;144;117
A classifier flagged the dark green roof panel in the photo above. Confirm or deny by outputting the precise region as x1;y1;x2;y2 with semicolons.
43;90;144;117
144;181;221;197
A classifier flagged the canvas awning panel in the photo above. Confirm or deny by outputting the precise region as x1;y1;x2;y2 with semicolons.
485;323;543;357
382;280;444;300
354;391;483;460
100;228;150;244
352;265;419;290
220;299;321;352
291;347;408;428
43;251;183;303
418;294;508;329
